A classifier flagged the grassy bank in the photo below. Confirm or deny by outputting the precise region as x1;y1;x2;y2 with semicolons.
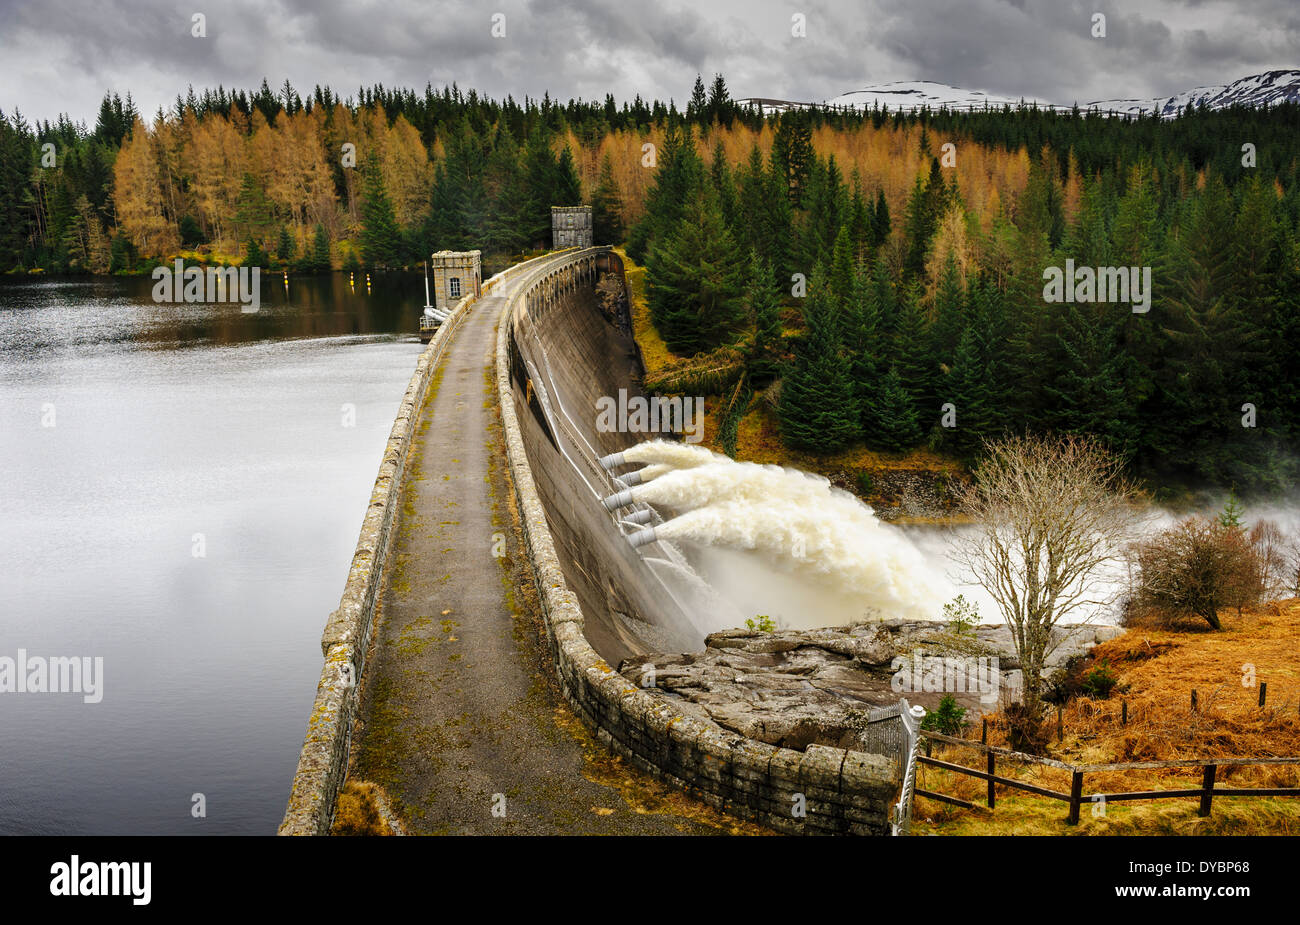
912;600;1300;835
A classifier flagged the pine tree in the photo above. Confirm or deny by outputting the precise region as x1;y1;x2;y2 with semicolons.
943;327;993;454
233;172;274;247
244;235;268;266
872;188;891;248
309;222;331;271
778;275;859;451
893;290;935;420
747;252;783;382
709;140;737;230
359;156;402;268
929;252;966;363
771;111;813;207
870;366;923;452
646;184;745;355
275;226;295;263
483;126;530;254
828;225;855;315
687;75;708;124
1041;301;1135;457
591;152;625;245
626;120;702;264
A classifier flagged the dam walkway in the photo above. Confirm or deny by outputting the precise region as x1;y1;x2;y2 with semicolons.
345;259;731;835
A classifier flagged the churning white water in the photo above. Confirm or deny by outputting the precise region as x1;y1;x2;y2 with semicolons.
613;440;951;629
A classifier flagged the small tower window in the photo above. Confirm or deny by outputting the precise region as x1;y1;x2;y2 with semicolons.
449;277;461;298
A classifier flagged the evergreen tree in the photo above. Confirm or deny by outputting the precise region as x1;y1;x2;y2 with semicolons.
626;120;702;263
709;140;737;230
646;184;745;355
178;215;204;247
591;152;625;244
275;226;295;263
770;111;813;207
244;235;267;266
483;126;530;254
359;156;402;268
943;327;994;454
893;290;936;419
747;252;783;382
870;366;923;451
233;172;274;246
1041;301;1135;457
309;222;331;271
687;75;708;124
872;189;891;249
778;275;859;451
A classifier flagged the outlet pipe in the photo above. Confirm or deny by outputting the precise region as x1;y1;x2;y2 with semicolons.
601;488;636;511
621;509;655;526
599;451;626;469
627;528;658;549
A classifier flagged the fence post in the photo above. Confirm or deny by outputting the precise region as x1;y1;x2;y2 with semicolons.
987;751;996;809
1057;706;1063;743
1191;689;1198;712
1121;700;1128;725
1199;764;1216;817
982;718;988;744
1066;771;1084;825
1259;682;1267;708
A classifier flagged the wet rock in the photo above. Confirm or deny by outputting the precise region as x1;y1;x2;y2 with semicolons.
619;618;1124;751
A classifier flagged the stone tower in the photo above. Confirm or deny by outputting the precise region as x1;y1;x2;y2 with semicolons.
551;206;592;249
429;250;482;312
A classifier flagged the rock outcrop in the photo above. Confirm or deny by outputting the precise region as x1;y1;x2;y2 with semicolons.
618;619;1124;752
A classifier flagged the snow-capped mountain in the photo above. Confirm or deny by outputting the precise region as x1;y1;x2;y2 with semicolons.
738;70;1300;118
1083;69;1300;117
823;80;1050;111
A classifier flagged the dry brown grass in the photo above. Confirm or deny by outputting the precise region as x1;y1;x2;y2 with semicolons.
912;600;1300;835
331;780;397;836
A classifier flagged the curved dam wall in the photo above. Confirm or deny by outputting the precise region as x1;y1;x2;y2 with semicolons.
497;248;898;835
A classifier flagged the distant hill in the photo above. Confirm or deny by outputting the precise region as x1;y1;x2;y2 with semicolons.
737;69;1300;118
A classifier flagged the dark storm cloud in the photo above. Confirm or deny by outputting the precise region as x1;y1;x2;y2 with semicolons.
0;0;1292;123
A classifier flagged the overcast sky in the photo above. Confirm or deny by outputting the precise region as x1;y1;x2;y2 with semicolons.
1;0;1295;125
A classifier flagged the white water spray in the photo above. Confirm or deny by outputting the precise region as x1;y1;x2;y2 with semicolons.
614;441;950;628
621;441;724;470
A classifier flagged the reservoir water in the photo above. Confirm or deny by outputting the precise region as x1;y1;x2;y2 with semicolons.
0;272;427;834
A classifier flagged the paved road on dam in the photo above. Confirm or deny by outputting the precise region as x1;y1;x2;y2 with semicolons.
347;268;744;835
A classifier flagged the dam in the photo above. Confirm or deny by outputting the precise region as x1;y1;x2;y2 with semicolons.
279;247;902;836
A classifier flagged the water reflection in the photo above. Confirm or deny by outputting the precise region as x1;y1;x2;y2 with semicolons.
0;272;426;834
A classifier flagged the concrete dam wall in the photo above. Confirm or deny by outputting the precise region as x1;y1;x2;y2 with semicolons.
497;248;899;834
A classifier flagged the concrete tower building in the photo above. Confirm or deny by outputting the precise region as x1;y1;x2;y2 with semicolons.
429;250;482;313
551;206;592;249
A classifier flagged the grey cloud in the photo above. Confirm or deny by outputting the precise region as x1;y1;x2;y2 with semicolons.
0;0;1292;123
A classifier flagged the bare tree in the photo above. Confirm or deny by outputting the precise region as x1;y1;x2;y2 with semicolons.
1249;519;1292;601
951;433;1141;715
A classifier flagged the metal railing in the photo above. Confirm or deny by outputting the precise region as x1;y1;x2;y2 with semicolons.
887;700;926;836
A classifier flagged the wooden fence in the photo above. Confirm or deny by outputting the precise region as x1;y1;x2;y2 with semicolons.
914;731;1300;825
